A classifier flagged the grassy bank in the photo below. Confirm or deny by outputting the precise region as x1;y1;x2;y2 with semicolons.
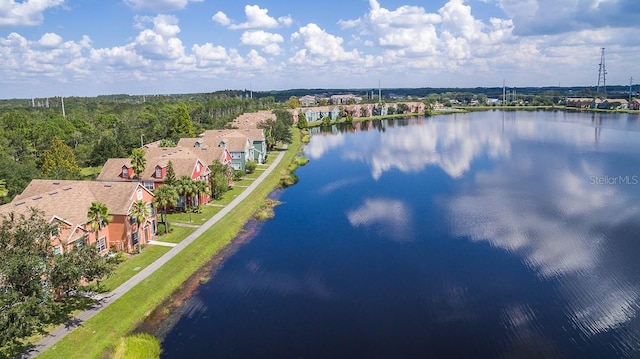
38;131;302;359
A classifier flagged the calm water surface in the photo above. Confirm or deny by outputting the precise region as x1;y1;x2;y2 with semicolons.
160;111;640;358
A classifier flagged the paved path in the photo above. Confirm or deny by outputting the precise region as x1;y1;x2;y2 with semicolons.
169;222;200;228
148;240;177;248
19;149;287;359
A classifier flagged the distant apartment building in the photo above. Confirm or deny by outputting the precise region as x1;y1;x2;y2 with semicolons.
331;94;363;105
299;95;317;107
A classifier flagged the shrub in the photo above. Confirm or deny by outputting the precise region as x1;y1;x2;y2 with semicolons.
233;169;244;181
245;161;257;174
111;333;161;359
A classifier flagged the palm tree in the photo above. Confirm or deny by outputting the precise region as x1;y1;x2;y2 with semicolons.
152;185;179;234
87;201;111;251
176;176;197;222
193;180;209;208
129;200;151;251
130;148;146;182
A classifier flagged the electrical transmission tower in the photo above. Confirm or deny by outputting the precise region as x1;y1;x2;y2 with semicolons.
596;48;607;97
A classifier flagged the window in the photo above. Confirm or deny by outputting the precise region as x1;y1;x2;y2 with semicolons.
155;167;162;178
75;239;84;248
122;167;129;178
132;232;139;246
144;182;155;191
195;162;201;172
53;246;62;255
97;237;107;252
130;215;137;225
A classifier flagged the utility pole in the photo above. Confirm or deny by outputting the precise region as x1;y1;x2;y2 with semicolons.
502;79;506;105
61;95;66;119
596;48;607;98
630;77;633;102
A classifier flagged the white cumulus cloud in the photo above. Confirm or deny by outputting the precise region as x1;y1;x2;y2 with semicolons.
0;0;64;27
215;5;292;30
290;23;360;65
212;11;231;26
240;30;284;55
38;32;63;48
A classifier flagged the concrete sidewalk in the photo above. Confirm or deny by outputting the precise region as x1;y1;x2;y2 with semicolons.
19;149;287;358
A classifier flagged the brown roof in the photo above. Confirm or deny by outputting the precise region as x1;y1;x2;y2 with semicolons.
304;106;339;113
230;110;275;129
97;147;209;182
176;138;228;165
1;180;150;228
201;130;251;153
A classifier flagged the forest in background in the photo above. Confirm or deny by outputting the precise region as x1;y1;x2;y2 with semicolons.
0;90;275;203
1;85;637;204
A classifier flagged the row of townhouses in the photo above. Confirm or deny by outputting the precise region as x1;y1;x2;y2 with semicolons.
298;94;364;107
0;111;271;256
293;102;428;122
566;98;640;110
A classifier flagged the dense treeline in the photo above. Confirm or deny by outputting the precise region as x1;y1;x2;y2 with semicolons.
0;93;275;203
259;85;636;102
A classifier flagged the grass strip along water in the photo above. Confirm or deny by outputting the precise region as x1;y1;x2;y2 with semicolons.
34;132;301;359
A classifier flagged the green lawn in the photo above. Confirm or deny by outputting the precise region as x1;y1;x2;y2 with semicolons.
37;131;302;359
210;186;244;206
152;225;195;244
167;205;223;225
99;245;171;292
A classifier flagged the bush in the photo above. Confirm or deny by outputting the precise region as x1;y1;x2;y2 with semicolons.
111;333;161;359
245;161;257;174
233;169;244;181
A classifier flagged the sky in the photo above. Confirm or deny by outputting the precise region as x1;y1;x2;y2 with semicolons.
1;0;639;98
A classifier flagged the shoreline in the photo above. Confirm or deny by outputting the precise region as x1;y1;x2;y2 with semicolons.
305;106;640;128
35;134;301;359
137;190;283;340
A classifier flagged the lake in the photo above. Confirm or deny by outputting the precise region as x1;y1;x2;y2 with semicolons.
160;111;640;358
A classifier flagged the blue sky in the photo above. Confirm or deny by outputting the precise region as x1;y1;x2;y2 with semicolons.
1;0;638;98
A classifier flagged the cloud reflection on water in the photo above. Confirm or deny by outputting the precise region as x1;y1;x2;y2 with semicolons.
445;128;640;336
346;198;413;242
342;118;511;179
309;115;640;338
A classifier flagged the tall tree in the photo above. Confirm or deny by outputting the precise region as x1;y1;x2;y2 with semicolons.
176;176;197;222
41;137;82;180
165;160;177;186
297;113;308;129
129;200;151;251
209;173;229;200
89;135;126;166
0;209;54;347
86;201;111;248
169;103;196;140
0;209;113;348
130;148;146;182
152;185;179;234
193;180;208;207
209;160;232;200
0;179;7;197
258;110;293;151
